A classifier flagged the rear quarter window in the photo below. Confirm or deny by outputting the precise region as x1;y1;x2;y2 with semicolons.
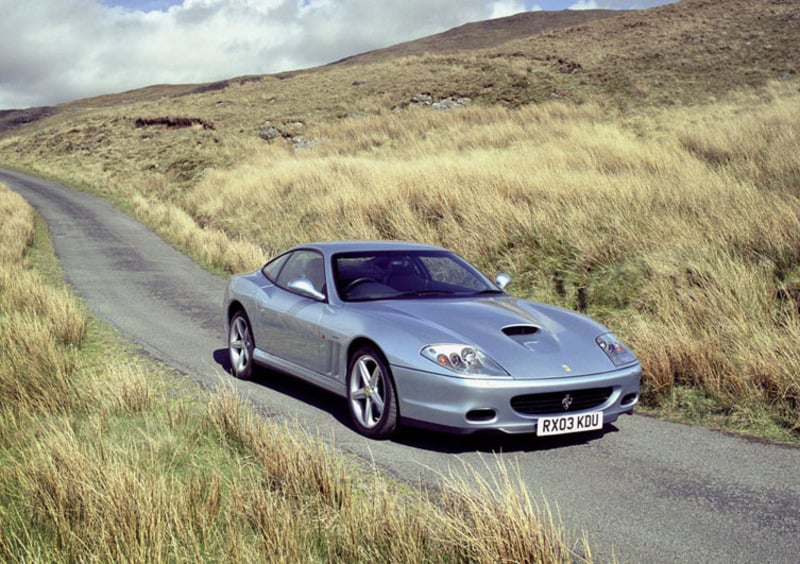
262;252;291;282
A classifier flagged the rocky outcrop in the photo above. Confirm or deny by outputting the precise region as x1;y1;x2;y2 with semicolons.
134;116;215;130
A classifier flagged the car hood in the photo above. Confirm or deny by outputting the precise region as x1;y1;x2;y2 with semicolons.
368;296;620;379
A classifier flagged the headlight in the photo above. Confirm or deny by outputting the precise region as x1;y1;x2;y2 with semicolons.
420;344;509;378
596;333;637;367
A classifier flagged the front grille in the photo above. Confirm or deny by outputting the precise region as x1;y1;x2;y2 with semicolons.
511;387;613;415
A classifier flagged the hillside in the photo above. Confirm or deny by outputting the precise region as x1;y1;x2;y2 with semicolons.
329;9;619;65
0;8;615;136
490;0;799;106
0;0;796;196
1;0;797;134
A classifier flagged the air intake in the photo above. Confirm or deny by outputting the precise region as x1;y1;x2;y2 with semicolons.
502;325;539;336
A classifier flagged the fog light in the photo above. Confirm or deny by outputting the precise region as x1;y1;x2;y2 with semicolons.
466;408;496;422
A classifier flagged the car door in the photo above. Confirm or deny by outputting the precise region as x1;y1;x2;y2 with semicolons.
256;250;328;373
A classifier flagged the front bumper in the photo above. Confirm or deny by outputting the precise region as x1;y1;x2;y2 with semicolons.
392;362;641;434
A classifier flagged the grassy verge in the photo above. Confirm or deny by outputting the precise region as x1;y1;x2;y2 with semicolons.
0;182;591;561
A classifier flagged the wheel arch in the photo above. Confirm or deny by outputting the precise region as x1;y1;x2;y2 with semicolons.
227;301;257;350
347;337;388;368
227;300;247;324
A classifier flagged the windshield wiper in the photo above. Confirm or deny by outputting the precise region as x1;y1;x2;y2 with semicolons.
471;288;505;295
395;289;456;298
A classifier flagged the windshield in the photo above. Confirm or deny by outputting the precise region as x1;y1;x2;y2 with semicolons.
333;250;500;302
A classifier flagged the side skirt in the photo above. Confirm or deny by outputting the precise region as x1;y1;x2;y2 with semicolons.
252;348;347;398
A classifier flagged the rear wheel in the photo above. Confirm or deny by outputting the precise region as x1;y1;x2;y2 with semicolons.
347;345;398;439
228;310;255;380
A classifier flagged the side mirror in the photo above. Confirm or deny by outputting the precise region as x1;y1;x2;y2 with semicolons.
495;273;511;290
288;278;326;301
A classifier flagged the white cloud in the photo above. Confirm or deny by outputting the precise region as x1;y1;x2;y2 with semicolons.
0;0;673;110
569;0;598;8
568;0;670;8
489;1;530;19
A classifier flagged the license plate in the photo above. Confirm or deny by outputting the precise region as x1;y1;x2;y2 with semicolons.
536;411;603;437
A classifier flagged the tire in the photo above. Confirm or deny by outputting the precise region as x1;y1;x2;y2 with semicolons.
346;345;398;439
228;310;255;380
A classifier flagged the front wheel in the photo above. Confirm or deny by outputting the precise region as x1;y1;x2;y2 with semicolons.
228;310;255;380
347;345;398;439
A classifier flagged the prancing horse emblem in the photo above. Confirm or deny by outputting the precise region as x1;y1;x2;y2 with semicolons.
562;393;573;411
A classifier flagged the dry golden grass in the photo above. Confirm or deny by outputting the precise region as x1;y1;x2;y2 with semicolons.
439;456;591;563
0;189;86;421
205;385;590;563
0;184;35;261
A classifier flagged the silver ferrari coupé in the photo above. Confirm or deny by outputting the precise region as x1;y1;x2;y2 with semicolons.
223;241;640;439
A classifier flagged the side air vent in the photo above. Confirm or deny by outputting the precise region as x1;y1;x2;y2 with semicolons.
502;325;539;336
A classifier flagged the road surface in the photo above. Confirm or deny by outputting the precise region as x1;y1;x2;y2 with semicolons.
3;167;799;563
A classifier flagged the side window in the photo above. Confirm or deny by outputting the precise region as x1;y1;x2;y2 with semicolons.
275;250;326;296
262;252;291;282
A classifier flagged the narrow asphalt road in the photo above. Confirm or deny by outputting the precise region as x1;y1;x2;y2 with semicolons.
3;168;799;563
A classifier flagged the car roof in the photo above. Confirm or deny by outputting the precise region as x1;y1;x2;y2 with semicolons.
290;240;447;257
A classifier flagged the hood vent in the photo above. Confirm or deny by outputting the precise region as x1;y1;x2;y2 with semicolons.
502;325;540;337
504;324;558;354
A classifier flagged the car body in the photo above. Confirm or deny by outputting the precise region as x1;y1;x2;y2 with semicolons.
223;241;641;439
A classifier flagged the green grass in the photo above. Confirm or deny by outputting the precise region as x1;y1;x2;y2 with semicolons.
639;386;800;445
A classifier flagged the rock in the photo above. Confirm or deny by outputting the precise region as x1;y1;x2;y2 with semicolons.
431;97;471;110
411;93;433;105
410;93;470;110
292;137;318;150
259;126;283;140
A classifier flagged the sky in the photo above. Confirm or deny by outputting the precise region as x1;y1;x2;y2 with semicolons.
0;0;676;110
